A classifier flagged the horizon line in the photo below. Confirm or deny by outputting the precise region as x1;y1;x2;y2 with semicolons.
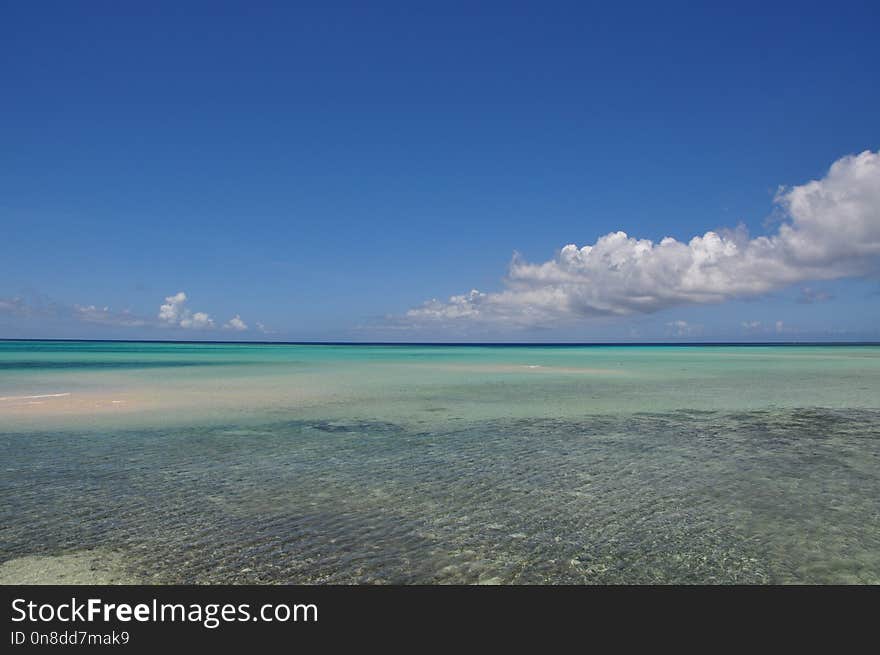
2;338;879;347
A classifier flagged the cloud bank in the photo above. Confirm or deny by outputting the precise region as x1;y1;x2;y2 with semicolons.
408;150;880;326
1;291;253;334
74;304;146;327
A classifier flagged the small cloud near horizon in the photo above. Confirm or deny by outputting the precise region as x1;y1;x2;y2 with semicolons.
223;315;248;331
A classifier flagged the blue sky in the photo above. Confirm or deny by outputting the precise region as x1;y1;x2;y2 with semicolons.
2;1;878;341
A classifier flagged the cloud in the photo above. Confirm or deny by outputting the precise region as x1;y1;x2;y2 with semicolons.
1;295;146;326
158;291;188;324
0;294;72;319
73;304;146;327
797;287;833;304
740;319;793;337
179;312;214;329
0;297;31;317
158;291;215;330
665;320;701;337
223;315;248;331
254;321;277;335
3;291;257;334
407;149;880;327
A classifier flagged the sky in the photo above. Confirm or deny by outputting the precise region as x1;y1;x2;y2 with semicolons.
2;1;879;342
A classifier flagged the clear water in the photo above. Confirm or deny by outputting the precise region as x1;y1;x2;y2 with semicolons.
2;341;879;583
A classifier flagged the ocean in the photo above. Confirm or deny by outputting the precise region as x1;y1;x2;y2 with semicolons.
2;340;879;583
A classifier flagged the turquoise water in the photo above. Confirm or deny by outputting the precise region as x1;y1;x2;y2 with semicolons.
2;340;879;583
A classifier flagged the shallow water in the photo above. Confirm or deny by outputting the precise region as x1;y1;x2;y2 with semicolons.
2;341;879;583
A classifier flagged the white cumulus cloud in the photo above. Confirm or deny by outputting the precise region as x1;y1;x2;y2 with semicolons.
179;311;214;329
223;315;248;331
407;149;880;327
158;291;215;330
158;292;188;324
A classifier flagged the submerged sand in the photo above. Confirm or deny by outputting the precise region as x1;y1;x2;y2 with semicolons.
0;391;141;414
419;362;624;375
0;360;622;430
0;551;138;585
